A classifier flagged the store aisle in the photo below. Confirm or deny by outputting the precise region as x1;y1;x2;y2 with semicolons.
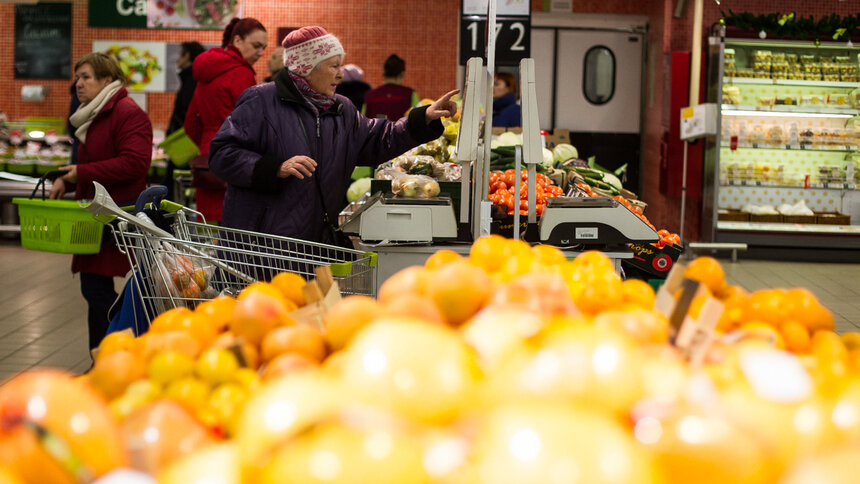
0;241;91;381
1;240;860;381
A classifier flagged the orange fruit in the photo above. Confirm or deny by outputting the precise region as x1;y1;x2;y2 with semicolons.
239;282;298;311
530;244;567;266
568;269;623;315
379;293;446;326
593;309;670;344
841;332;860;352
261;353;318;381
261;324;327;364
468;234;508;273
743;289;790;326
96;331;138;361
569;250;616;274
270;272;307;307
149;307;195;334
621;279;656;309
718;284;748;301
424;259;492;326
166;311;219;348
717;296;747;333
683;256;727;295
378;266;428;304
811;330;847;363
230;291;296;347
88;350;146;399
140;330;202;360
779;320;811;353
323;295;381;351
424;249;462;270
194;296;237;333
783;288;833;332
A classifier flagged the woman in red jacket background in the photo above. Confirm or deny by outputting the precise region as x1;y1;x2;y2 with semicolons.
50;52;152;351
184;17;267;223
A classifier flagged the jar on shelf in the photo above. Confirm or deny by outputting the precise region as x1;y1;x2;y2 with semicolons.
766;125;785;144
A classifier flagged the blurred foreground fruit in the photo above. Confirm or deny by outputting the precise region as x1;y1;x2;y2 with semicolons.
0;370;128;483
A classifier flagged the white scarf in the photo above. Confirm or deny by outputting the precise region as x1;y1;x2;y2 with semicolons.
69;80;123;144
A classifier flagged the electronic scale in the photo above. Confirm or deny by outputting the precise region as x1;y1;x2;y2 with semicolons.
539;196;659;248
340;192;458;243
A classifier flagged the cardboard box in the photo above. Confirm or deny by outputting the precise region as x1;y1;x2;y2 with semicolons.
544;129;571;150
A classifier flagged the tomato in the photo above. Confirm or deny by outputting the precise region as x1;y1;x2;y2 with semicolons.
536;204;545;216
657;229;670;238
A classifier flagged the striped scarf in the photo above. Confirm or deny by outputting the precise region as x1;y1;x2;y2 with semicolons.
289;70;335;116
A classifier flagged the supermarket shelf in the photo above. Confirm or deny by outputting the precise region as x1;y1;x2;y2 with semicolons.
720;144;857;153
723;77;860;89
718;221;860;234
721;181;856;190
722;104;858;117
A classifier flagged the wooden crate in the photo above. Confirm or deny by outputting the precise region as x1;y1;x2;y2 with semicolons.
815;212;851;225
783;214;816;224
749;213;784;223
717;210;750;222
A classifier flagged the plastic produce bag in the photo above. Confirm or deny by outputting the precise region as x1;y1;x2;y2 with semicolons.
151;241;216;303
384;169;441;199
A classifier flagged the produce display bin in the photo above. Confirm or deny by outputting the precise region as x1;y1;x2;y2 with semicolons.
783;214;817;224
749;213;783;223
816;212;851;225
717;210;750;222
624;241;683;278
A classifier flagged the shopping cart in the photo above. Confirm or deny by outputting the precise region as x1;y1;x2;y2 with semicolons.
83;182;377;328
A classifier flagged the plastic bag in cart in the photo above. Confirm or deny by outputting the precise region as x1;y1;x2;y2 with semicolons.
150;241;217;303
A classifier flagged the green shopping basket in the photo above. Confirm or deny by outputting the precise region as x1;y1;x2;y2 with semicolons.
12;171;103;254
157;127;199;168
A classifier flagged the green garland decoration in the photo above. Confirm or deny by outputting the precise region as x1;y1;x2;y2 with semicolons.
721;10;860;43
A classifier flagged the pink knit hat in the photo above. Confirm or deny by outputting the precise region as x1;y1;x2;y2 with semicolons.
281;26;344;76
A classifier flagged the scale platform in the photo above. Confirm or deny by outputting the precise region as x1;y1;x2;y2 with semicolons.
340;192;458;243
539;197;659;248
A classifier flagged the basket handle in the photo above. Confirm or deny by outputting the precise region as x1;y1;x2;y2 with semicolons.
30;170;65;201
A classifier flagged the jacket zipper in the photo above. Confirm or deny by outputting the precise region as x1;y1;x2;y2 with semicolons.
315;116;320;137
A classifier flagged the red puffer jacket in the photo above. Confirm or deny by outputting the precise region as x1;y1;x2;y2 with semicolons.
71;88;153;277
184;46;256;221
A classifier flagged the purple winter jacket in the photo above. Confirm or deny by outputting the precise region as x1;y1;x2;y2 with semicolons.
208;69;443;242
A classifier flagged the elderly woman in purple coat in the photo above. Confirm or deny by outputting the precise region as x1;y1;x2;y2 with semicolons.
208;26;457;243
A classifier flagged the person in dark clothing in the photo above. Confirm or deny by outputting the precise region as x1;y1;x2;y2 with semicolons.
67;82;81;165
363;54;419;120
335;64;371;111
163;41;205;200
492;71;521;128
208;26;457;243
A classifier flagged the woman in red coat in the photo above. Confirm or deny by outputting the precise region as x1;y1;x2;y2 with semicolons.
184;17;267;222
50;52;152;351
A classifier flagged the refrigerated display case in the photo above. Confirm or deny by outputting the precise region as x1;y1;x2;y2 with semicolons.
702;30;860;251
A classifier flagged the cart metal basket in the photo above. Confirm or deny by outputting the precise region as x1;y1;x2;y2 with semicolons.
84;182;377;324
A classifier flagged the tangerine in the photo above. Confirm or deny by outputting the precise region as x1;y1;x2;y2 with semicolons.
424;259;492;326
96;331;138;361
230;291;295;347
239;282;298;311
323;295;381;351
468;235;509;273
194;296;237;333
684;256;727;295
379;293;446;325
743;289;790;326
621;279;656;309
779;320;811;353
89;350;147;399
377;266;428;304
270;272;307;307
261;353;318;381
261;324;327;364
149;307;194;334
424;249;462;270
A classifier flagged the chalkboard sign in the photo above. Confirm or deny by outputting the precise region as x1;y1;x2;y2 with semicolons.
15;3;72;80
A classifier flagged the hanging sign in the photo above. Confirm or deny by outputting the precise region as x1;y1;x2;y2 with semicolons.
89;0;147;28
459;0;531;66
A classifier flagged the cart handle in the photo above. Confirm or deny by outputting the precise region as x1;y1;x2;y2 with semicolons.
134;185;168;214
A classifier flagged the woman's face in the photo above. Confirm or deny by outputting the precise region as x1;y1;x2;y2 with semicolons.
305;56;343;97
233;29;268;66
493;78;510;99
75;63;111;104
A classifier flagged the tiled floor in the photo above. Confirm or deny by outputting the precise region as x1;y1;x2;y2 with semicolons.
1;240;859;381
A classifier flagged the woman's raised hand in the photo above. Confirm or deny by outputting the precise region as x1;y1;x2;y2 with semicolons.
425;90;460;123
